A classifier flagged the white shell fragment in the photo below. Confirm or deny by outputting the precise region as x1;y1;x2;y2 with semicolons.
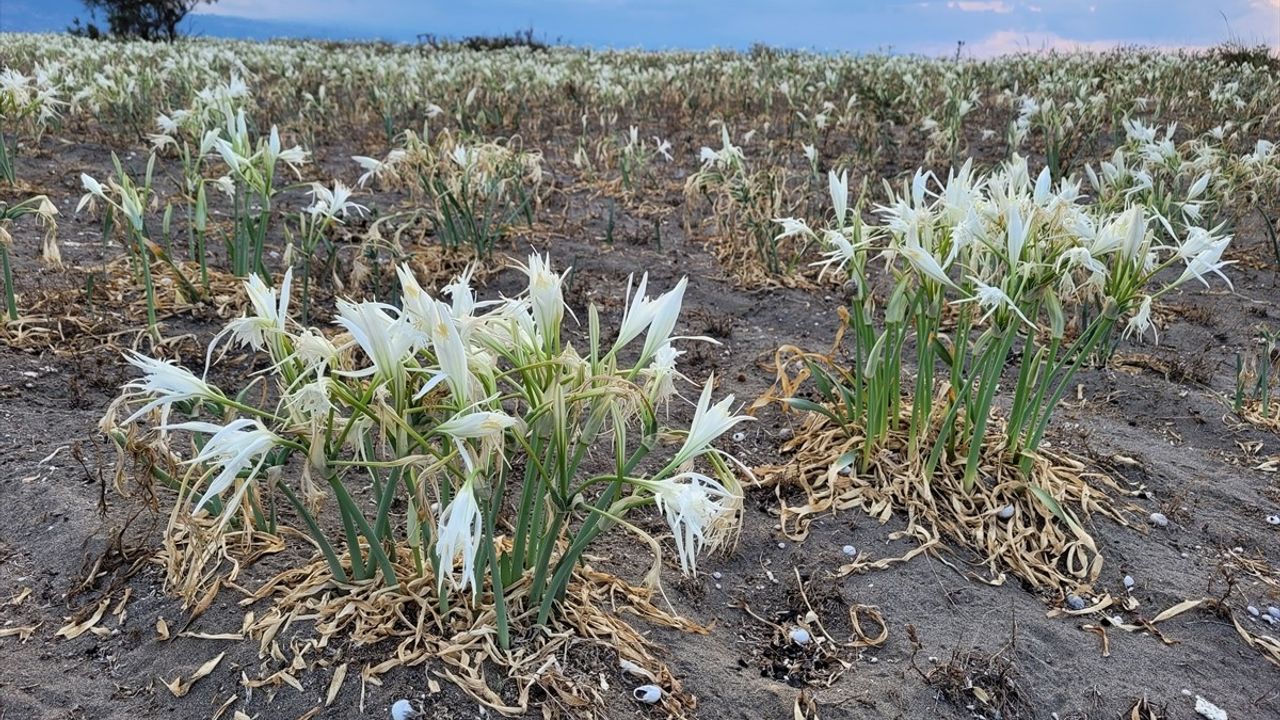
1266;515;1280;526
996;505;1015;520
619;659;645;677
732;431;746;442
1195;695;1228;720
633;684;663;704
1149;512;1169;527
391;699;418;720
789;627;812;646
1123;575;1134;589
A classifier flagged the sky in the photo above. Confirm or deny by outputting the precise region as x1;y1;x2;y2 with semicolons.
1;0;1278;56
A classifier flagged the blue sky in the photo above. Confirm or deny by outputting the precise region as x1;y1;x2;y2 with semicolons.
2;0;1278;56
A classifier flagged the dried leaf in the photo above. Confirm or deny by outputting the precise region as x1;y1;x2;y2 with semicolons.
325;663;348;707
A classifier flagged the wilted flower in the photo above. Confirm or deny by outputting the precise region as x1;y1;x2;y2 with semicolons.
166;418;281;515
645;471;737;574
435;478;483;594
121;352;223;424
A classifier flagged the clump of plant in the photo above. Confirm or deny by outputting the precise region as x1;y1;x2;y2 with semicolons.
1234;328;1280;432
0;194;59;321
358;128;542;258
686;124;806;281
79;155;203;339
761;157;1233;590
616;125;673;192
105;253;747;645
0;68;61;185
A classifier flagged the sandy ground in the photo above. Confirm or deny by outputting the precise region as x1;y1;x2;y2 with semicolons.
1;127;1278;720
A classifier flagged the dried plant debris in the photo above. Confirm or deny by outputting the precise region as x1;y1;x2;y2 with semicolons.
730;570;886;688
756;405;1134;593
158;521;702;717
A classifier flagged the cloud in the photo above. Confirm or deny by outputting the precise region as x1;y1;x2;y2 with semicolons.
957;29;1211;57
946;1;1013;12
192;0;361;22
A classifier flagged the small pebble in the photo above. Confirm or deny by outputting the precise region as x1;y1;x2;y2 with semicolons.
1247;605;1260;617
1263;615;1276;625
1149;512;1169;527
1066;594;1086;611
1266;515;1280;526
789;627;812;646
633;685;663;704
1123;575;1134;589
778;542;786;549
1269;606;1280;620
779;428;794;440
996;505;1015;520
842;544;857;557
712;571;722;580
391;700;418;720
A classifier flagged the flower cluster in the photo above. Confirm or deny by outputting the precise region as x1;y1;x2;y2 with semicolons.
110;253;747;638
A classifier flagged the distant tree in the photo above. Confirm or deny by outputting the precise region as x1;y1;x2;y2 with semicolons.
69;0;217;42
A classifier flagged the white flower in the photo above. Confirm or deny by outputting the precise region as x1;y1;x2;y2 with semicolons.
1124;295;1157;342
76;173;105;212
672;377;752;467
1033;166;1052;206
1175;230;1233;289
813;228;859;279
121;352;222;424
291;329;338;371
166;418;280;515
334;300;416;380
638;277;687;365
521;253;566;347
352;149;405;187
774;217;814;241
953;278;1033;327
898;240;956;289
308;180;367;221
438;410;515;439
285;377;333;425
614;272;655;351
644;342;686;407
828;169;849;225
434;478;483;595
1186;173;1210;201
221;268;292;352
647;471;736;574
1005;202;1030;269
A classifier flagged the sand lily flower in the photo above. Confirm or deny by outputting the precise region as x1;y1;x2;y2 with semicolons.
644;471;736;574
121;352;223;424
166;418;281;514
522;253;566;345
953;278;1033;327
221;268;293;353
672;377;752;467
435;477;483;595
335;300;416;380
436;410;516;471
307;180;367;221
